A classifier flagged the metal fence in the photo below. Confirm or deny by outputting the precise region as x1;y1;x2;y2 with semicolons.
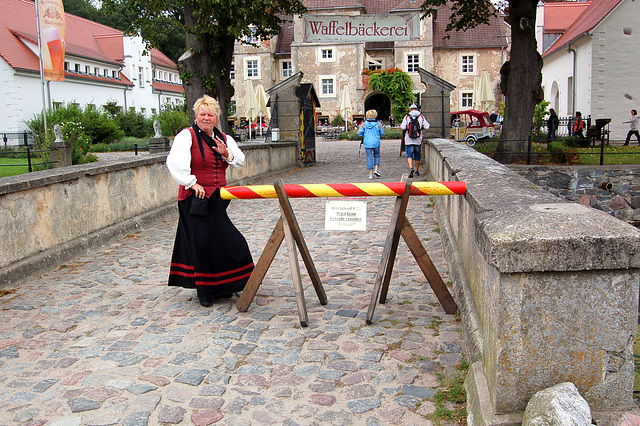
1;131;36;148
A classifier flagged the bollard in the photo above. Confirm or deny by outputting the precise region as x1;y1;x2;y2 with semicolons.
220;181;466;200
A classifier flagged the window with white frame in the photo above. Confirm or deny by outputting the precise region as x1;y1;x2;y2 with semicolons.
319;75;336;97
368;58;383;71
138;67;144;87
318;48;335;62
407;54;420;73
230;63;235;80
461;92;473;108
85;65;90;74
460;54;475;74
245;57;260;79
282;60;292;78
94;67;99;76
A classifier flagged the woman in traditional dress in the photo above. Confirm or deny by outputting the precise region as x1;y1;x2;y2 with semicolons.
166;95;254;307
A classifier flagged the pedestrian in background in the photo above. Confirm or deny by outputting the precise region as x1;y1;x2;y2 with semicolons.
166;95;254;307
400;104;430;178
358;109;384;179
623;109;639;146
547;108;558;141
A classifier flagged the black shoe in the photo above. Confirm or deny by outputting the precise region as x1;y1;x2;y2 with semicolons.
199;297;213;307
414;170;420;176
408;168;414;178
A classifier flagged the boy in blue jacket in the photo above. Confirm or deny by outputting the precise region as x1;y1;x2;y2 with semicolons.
358;109;384;179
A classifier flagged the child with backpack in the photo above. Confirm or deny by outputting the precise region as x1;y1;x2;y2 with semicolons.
358;109;384;179
400;104;430;178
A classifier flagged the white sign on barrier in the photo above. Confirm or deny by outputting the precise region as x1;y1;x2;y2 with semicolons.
325;199;367;231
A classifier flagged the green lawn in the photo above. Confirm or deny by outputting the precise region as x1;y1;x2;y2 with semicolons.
0;157;33;177
474;141;640;165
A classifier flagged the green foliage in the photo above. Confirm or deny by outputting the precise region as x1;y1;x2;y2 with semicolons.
428;360;469;424
156;108;190;137
115;110;151;138
368;68;415;122
331;115;345;128
532;100;551;138
59;121;96;164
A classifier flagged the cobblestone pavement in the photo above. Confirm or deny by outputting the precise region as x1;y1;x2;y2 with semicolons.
0;139;464;425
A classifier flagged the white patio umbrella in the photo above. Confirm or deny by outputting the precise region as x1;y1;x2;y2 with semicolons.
255;84;270;137
339;86;352;132
476;70;496;113
244;80;259;142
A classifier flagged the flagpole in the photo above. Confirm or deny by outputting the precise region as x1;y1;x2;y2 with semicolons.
34;0;48;135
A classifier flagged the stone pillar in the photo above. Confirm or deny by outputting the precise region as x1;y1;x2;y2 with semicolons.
148;119;170;153
148;137;170;153
49;124;72;167
424;138;640;424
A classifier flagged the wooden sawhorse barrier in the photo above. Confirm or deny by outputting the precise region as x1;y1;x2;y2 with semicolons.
222;179;464;326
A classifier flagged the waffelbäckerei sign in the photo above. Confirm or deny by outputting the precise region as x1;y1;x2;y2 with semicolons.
303;14;420;42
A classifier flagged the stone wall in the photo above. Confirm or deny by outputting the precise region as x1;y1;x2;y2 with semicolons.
511;165;640;225
424;138;640;424
0;141;298;286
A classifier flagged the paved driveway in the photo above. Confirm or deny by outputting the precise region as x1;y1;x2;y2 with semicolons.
0;139;464;425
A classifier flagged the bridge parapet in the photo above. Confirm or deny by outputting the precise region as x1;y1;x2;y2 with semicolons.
425;138;640;423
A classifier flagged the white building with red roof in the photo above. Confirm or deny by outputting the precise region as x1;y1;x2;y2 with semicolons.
0;0;184;134
539;0;639;141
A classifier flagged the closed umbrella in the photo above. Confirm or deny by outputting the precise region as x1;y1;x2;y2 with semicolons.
339;86;352;132
255;84;270;137
476;70;496;113
244;80;259;142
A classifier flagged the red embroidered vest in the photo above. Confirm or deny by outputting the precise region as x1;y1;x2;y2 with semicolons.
177;127;228;201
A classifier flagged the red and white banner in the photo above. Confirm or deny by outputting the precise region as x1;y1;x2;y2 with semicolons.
38;0;66;81
303;14;420;43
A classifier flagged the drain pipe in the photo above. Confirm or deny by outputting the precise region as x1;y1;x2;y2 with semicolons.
567;43;576;115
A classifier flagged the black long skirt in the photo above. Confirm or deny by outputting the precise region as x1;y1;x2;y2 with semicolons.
168;190;254;299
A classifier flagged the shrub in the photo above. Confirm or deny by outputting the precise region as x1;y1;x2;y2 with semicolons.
157;108;189;137
331;115;345;128
368;68;415;123
115;110;148;138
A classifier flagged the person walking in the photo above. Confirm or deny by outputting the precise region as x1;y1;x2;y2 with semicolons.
623;109;639;146
166;95;254;307
358;109;384;179
547;108;558;141
400;104;430;178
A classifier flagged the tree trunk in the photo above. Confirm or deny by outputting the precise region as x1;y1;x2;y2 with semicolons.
178;7;235;134
494;0;543;163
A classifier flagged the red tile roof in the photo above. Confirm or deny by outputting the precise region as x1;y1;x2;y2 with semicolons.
544;0;623;57
151;48;176;69
1;0;177;82
544;2;591;32
433;3;508;49
1;0;122;71
152;81;184;94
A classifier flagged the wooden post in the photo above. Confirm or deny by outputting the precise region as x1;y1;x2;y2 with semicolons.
236;179;326;326
366;181;412;324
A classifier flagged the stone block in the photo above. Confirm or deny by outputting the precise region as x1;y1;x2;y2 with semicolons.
522;382;591;426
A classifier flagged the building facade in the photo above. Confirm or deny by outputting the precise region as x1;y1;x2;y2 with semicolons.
232;0;508;125
540;0;640;141
0;0;183;135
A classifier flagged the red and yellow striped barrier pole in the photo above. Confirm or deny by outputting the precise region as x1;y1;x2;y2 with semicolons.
220;181;466;200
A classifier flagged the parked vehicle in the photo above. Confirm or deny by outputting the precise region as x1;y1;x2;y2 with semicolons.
449;109;495;146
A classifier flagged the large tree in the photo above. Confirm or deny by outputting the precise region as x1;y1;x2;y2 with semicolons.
103;0;307;132
421;0;543;163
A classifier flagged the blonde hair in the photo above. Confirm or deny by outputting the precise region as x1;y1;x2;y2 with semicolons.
365;109;378;119
193;95;221;119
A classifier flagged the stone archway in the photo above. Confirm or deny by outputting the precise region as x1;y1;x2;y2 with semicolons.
364;92;391;122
